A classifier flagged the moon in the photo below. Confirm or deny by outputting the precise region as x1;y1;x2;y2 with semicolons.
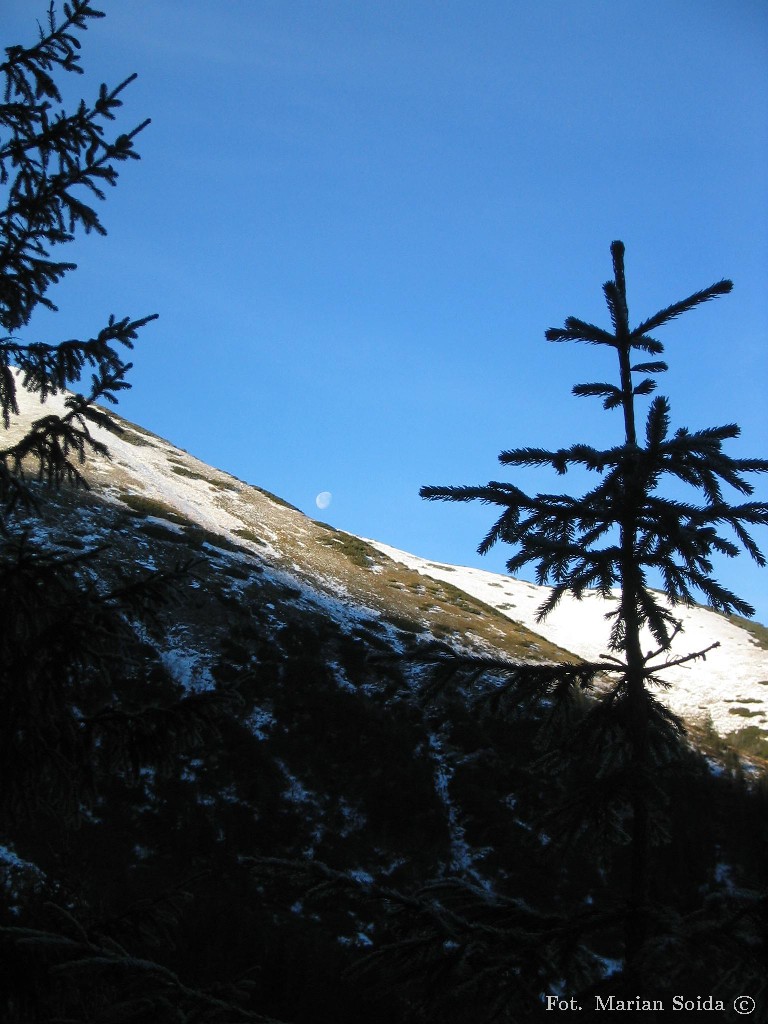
315;491;332;510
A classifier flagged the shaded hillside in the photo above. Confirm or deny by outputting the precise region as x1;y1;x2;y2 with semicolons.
2;381;767;1023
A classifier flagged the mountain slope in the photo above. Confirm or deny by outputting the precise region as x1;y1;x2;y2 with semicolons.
8;372;765;740
6;373;579;670
3;378;767;1022
369;542;768;739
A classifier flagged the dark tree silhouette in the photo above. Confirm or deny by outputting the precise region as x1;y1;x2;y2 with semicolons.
0;0;156;512
421;240;768;969
0;8;270;1021
0;0;170;824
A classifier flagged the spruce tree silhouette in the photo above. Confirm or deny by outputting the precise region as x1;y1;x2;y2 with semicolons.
421;240;768;971
0;7;272;1021
0;2;156;510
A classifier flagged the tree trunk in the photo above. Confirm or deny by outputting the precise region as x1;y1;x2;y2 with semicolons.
620;527;650;969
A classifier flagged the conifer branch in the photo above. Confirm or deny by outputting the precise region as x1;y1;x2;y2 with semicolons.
646;640;720;675
632;279;733;338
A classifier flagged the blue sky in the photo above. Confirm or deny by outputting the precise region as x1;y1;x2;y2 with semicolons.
6;1;768;621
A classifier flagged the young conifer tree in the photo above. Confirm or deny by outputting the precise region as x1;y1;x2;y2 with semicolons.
420;241;768;968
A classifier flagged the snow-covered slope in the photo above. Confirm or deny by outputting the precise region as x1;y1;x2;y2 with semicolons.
7;371;767;738
6;372;577;667
369;541;768;736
